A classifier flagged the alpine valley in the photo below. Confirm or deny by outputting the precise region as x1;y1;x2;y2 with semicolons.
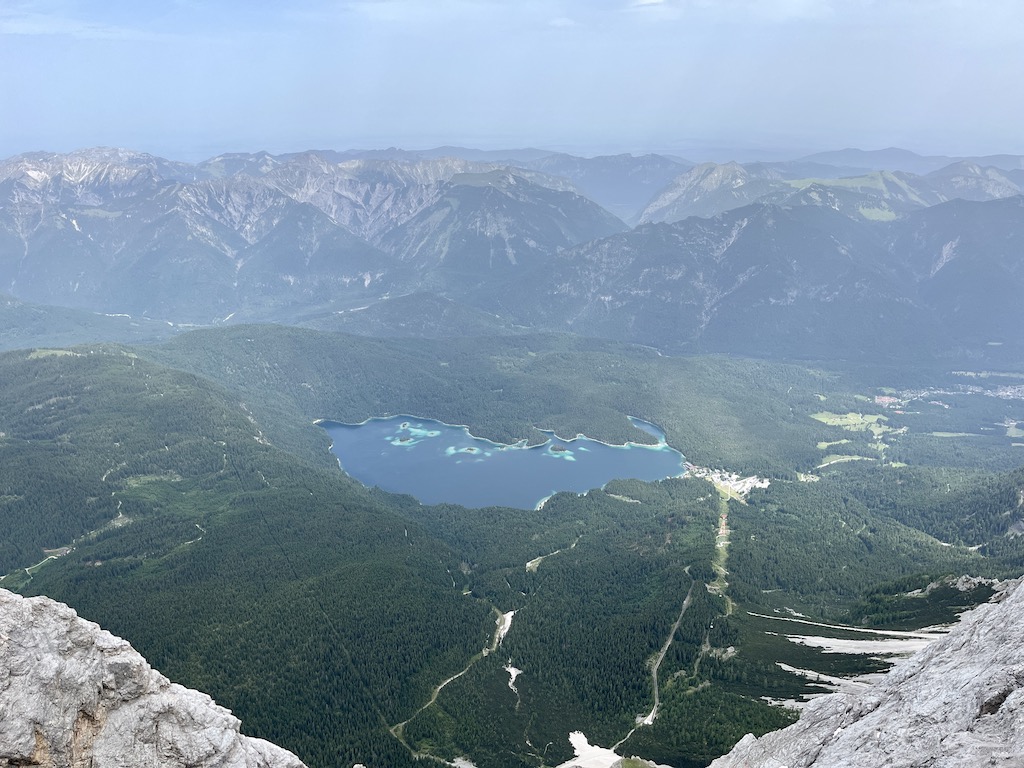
2;145;1024;768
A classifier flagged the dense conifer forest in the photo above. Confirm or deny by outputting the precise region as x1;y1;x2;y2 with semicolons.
1;329;1022;768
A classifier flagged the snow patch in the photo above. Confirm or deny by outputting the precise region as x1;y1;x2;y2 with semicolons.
496;610;516;645
554;733;669;768
555;733;622;768
780;633;944;656
931;237;960;277
504;661;522;695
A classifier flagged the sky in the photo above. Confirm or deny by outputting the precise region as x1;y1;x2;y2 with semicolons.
1;0;1022;161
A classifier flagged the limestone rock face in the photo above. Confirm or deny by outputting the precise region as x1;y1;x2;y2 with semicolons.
710;579;1024;768
0;589;306;768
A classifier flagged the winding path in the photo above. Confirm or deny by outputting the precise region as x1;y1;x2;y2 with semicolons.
525;536;581;572
613;581;695;750
391;608;515;755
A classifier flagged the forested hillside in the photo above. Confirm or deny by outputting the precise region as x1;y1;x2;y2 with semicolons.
143;326;838;475
2;330;1022;768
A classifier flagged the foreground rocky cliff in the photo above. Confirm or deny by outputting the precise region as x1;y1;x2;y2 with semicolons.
710;578;1024;768
0;589;305;768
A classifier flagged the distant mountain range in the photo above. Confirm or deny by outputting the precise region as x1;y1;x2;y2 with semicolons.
519;197;1024;361
638;160;1022;225
0;148;621;323
2;146;1023;364
799;147;1024;175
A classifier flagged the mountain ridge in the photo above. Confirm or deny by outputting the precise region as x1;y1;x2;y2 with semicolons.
2;147;1024;365
638;161;1023;225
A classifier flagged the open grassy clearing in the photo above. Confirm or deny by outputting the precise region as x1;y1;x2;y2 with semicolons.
817;455;875;468
816;439;852;450
710;490;733;610
811;411;893;438
857;206;897;221
27;348;81;359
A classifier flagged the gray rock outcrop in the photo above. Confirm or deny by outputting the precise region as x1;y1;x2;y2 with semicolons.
0;589;306;768
710;579;1024;767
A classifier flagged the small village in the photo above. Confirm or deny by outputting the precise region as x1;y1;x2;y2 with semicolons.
684;462;771;499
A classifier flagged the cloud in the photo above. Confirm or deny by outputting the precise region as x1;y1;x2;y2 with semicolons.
625;0;837;21
0;7;170;40
338;0;495;23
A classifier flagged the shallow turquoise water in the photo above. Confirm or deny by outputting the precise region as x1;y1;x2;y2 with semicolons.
320;415;684;510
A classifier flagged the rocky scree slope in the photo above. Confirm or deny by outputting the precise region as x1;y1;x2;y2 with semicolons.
0;149;611;323
0;589;305;768
709;578;1024;767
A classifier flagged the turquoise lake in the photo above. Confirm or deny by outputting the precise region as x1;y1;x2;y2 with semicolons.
320;415;685;510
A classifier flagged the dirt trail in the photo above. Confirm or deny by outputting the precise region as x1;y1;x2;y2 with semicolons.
525;536;580;572
613;581;695;750
709;491;735;615
391;608;515;755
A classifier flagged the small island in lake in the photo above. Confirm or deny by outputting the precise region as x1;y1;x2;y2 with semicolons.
321;415;684;509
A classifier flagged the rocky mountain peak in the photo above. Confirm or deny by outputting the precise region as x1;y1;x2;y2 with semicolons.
0;588;305;768
709;578;1024;767
639;162;781;224
0;147;198;189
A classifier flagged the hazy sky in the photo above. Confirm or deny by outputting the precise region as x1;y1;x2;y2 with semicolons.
1;0;1021;161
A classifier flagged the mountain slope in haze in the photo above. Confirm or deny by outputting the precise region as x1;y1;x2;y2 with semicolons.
523;196;1024;362
639;161;1023;224
257;153;488;241
798;147;962;175
0;292;176;351
890;195;1024;347
0;149;616;325
229;152;580;242
300;292;522;338
519;151;691;222
214;147;683;230
921;160;1023;201
798;147;1024;175
522;203;935;358
2;147;1023;366
415;146;558;163
0;589;305;768
710;578;1024;768
375;170;627;297
639;162;788;223
0;151;402;322
0;147;201;191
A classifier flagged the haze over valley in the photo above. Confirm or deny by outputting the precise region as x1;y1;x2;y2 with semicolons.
3;145;1023;365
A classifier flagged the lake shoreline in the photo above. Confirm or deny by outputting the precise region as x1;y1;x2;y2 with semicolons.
318;414;686;510
316;413;674;452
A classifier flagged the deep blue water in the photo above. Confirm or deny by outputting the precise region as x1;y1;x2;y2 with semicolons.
320;415;685;510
